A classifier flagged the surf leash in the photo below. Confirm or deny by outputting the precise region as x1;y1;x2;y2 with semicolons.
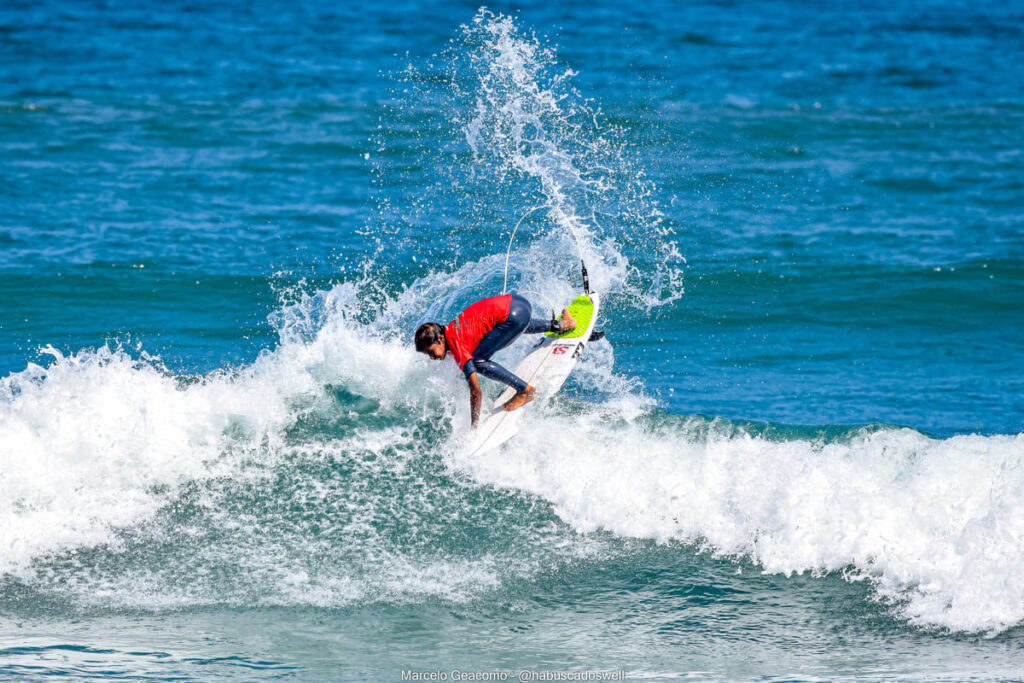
502;204;592;295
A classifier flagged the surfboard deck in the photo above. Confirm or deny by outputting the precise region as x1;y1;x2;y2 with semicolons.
464;292;601;457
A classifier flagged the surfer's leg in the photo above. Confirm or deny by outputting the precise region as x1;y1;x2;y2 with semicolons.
470;312;532;394
472;359;528;393
475;360;534;411
524;311;575;334
468;294;537;406
511;294;562;334
472;296;532;360
474;358;535;411
523;318;553;334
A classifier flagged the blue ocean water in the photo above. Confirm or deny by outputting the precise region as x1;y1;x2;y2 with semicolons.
2;0;1023;680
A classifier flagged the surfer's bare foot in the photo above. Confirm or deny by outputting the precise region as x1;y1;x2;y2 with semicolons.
559;307;576;332
503;385;536;411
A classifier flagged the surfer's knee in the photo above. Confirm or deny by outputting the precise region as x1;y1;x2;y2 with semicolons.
508;294;532;325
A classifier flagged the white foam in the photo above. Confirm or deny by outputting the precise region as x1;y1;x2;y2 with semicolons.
457;402;1024;634
0;345;256;575
0;286;444;578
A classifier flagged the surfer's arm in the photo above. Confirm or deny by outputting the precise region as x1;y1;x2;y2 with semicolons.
467;371;482;428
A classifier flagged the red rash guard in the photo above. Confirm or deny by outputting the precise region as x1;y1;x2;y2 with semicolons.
444;294;513;373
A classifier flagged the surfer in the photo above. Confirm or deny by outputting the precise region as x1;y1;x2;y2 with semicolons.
415;293;575;427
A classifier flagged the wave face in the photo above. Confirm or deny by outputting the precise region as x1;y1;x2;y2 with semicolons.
4;334;1024;635
2;4;1024;678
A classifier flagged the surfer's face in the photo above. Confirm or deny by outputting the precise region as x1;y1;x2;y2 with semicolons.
421;341;446;360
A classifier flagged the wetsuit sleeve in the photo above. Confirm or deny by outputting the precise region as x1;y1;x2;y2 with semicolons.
462;359;477;378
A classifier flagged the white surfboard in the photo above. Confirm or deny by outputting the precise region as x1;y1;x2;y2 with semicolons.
464;292;601;457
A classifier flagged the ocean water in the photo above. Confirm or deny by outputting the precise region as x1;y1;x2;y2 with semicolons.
2;0;1023;680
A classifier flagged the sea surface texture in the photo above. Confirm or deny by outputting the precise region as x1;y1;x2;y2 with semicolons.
2;0;1023;680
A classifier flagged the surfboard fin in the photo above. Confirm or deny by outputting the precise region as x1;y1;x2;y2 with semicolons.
589;329;605;342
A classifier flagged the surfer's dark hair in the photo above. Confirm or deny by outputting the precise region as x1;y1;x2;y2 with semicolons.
415;323;445;352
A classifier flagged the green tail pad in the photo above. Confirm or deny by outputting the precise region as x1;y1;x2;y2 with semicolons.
546;294;594;339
